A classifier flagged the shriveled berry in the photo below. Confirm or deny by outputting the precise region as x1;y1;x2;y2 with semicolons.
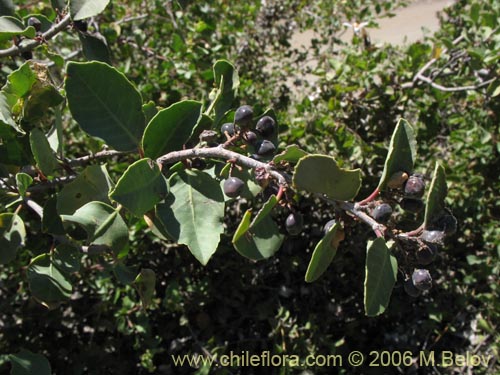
243;131;258;145
404;278;421;297
323;219;336;235
223;177;245;198
416;243;437;265
27;17;42;32
387;171;409;189
221;122;237;137
255;140;276;156
411;269;432;291
420;230;445;245
400;198;424;213
404;174;426;198
234;105;253;128
255;116;276;138
372;203;392;223
433;214;457;236
74;20;88;33
285;212;303;236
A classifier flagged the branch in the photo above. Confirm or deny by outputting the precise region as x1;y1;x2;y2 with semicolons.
27;175;77;193
339;200;386;237
0;14;72;58
65;149;132;167
156;146;291;186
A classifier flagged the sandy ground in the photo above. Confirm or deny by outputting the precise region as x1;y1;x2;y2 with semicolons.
284;0;454;97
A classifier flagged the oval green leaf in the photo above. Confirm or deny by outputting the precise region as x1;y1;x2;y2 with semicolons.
65;61;145;151
0;213;26;264
142;100;202;159
70;0;110;20
305;221;341;282
27;253;72;305
16;172;33;197
134;268;156;309
156;169;225;265
378;118;417;190
109;158;168;216
364;238;398;317
0;16;35;42
9;349;51;375
293;155;362;201
232;195;284;260
273;144;308;164
212;60;239;125
79;31;111;64
29;128;59;176
424;162;448;228
57;164;114;215
61;201;128;253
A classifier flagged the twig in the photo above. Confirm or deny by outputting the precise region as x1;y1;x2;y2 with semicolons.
115;14;149;25
156;146;291;186
27;175;77;193
0;14;72;58
337;200;386;237
65;149;132;167
412;76;496;93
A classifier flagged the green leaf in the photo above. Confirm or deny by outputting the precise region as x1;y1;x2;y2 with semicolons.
61;201;128;254
27;253;72;305
212;60;239;125
29;128;59;176
156;169;225;265
79;32;111;64
142;100;202;159
9;349;51;375
142;101;158;124
113;262;137;285
23;82;64;123
52;244;82;275
15;172;32;197
273;144;308;164
57;164;114;215
109;158;168;216
364;238;398;317
134;268;156;308
65;61;145;151
0;213;26;264
378;119;416;190
70;0;110;20
424;163;447;228
305;221;342;282
293;155;362;201
232;195;284;260
0;0;15;17
42;196;65;235
0;16;35;42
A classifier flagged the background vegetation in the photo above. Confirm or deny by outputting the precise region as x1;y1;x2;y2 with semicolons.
0;0;498;374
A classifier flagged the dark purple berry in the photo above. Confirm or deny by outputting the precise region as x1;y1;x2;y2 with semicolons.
234;105;253;128
416;243;437;265
255;140;276;156
255;116;276;138
285;212;303;236
243;131;258;145
223;177;245;198
411;269;432;291
372;203;392;223
74;20;88;33
21;50;33;60
221;122;237;137
404;174;425;198
400;198;424;213
420;230;445;245
323;219;336;235
27;17;42;32
404;278;421;297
